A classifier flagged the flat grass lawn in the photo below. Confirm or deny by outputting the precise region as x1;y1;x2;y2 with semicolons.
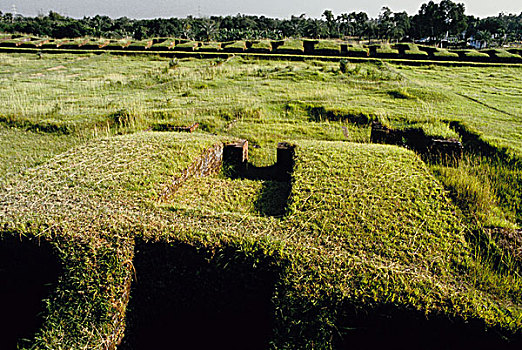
1;52;522;349
0;125;84;177
397;65;522;154
1;53;520;153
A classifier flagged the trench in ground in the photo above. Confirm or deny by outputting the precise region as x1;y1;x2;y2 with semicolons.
0;235;62;349
120;242;281;350
336;304;521;349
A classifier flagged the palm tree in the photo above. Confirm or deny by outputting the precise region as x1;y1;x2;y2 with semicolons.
197;19;219;42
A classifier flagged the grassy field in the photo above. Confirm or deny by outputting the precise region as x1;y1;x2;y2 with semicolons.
1;52;522;349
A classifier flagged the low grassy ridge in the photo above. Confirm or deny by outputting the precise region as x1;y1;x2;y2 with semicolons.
1;35;522;64
1;52;522;348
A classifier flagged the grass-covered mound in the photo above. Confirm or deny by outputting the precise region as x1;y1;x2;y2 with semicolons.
198;42;222;52
482;49;522;62
341;43;369;57
248;40;272;53
78;38;111;50
416;45;460;60
126;40;153;50
151;39;175;50
103;39;132;50
222;40;247;52
452;49;491;61
274;40;304;54
313;40;341;56
368;43;400;58
0;131;227;349
2;131;521;348
432;49;460;59
280;140;522;347
59;38;91;49
17;38;51;48
0;37;26;47
174;41;199;51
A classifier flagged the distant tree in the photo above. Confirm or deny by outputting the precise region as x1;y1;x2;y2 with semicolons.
392;11;410;41
196;18;219;41
377;7;394;40
0;5;519;45
322;9;339;37
354;12;369;40
412;0;467;42
281;14;307;38
304;19;328;39
438;0;467;36
364;20;378;43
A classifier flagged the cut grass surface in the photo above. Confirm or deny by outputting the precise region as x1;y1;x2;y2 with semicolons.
249;40;272;53
313;40;341;55
2;135;522;348
279;141;522;346
275;40;304;54
222;40;247;52
0;125;86;177
0;131;228;348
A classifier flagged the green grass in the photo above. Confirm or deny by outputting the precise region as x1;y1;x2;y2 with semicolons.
2;35;521;64
397;64;522;153
458;49;491;58
369;43;400;56
482;49;522;60
222;40;247;52
174;41;199;51
0;125;86;177
1;52;521;348
1;131;228;349
198;42;222;52
343;44;369;57
249;40;272;53
127;39;153;50
274;40;304;54
433;49;459;58
3;134;522;348
151;39;175;50
313;40;341;55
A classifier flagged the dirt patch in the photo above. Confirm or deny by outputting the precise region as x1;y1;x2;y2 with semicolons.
47;65;66;71
486;227;522;267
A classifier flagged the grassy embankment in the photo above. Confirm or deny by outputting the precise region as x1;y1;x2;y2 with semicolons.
1;52;521;348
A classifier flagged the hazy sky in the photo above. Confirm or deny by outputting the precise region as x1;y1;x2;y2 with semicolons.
1;0;520;19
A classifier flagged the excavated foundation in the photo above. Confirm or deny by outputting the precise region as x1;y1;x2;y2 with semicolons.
120;242;280;350
336;304;521;350
0;235;62;349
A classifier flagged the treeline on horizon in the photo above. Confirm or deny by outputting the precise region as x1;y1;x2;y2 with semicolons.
0;0;520;46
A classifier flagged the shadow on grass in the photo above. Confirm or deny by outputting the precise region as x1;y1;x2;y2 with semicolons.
254;180;292;217
121;242;281;350
224;162;294;218
0;235;62;349
335;303;522;350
